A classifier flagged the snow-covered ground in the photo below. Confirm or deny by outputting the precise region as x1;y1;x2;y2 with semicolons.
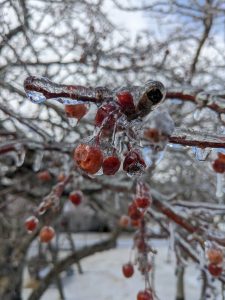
23;234;203;300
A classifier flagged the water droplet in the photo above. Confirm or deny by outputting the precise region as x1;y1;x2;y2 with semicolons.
14;144;26;167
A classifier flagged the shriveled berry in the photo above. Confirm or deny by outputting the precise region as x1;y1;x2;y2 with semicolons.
65;104;88;120
119;215;130;228
123;150;146;176
128;202;142;220
208;263;223;277
116;91;136;117
135;197;150;209
212;159;225;173
69;191;83;206
137;290;153;300
39;226;55;243
122;263;134;278
37;170;52;181
103;156;120;175
74;144;103;174
25;216;39;232
207;248;223;265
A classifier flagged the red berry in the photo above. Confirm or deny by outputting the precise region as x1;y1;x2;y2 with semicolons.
212;159;225;173
128;202;142;220
119;215;130;228
144;128;160;143
74;144;103;174
207;248;223;264
137;290;153;300
37;170;52;181
65;104;88;120
122;263;134;278
131;219;141;227
116;91;136;116
123;150;146;176
135;197;150;209
57;172;66;182
136;239;147;252
102;156;120;175
95;103;117;128
39;226;55;243
218;153;225;162
69;191;83;206
208;263;222;276
25;216;39;232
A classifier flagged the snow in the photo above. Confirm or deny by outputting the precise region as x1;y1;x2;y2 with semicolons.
22;234;204;300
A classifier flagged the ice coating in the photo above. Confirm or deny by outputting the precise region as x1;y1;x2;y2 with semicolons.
24;76;166;117
24;76;113;104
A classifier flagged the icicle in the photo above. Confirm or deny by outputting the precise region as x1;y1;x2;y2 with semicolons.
193;108;202;121
68;118;78;127
14;144;26;167
114;193;120;210
169;222;175;253
33;151;44;172
216;173;223;200
194;147;211;161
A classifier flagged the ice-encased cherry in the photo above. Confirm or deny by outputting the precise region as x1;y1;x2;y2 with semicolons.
102;156;120;175
74;144;103;174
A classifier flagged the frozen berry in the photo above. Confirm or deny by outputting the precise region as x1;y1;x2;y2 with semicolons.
116;91;136;117
39;226;55;243
119;215;130;228
218;153;225;162
123;150;146;176
128;202;142;221
135;197;151;209
37;170;52;181
65;104;88;120
25;216;39;232
212;159;225;173
208;263;223;277
69;191;83;206
74;144;103;174
57;172;66;182
95;103;117;128
131;219;141;227
102;156;120;175
144;128;160;143
137;290;153;300
122;263;134;278
207;248;223;265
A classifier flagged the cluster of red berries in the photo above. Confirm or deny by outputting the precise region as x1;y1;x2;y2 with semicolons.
121;182;154;299
65;104;88;121
212;153;225;173
72;88;168;177
25;216;55;243
206;246;223;277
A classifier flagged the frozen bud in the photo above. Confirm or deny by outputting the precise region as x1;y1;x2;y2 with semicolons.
137;80;166;117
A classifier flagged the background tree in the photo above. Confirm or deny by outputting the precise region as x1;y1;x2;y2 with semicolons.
1;0;225;299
